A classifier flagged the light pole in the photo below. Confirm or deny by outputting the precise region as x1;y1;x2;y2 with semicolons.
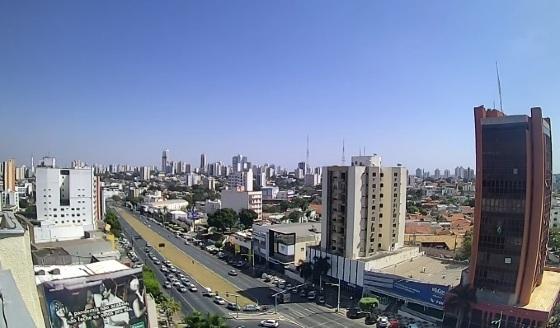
226;292;240;319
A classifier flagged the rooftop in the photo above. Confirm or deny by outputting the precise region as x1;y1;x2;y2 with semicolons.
378;254;466;287
0;270;36;327
268;222;321;236
0;211;25;236
522;269;560;312
34;237;115;262
34;259;130;284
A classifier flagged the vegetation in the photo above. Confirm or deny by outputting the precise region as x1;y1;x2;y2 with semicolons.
160;297;181;322
143;267;162;299
111;194;122;202
22;205;37;219
239;208;258;228
207;208;238;232
104;210;121;235
182;311;228;328
358;297;380;312
549;228;560;254
18;198;29;209
285;211;302;223
456;230;472;260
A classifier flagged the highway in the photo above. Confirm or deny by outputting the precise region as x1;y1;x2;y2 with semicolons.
116;206;369;328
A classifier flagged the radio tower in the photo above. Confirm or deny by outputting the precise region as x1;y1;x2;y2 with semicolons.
306;135;310;174
341;138;346;165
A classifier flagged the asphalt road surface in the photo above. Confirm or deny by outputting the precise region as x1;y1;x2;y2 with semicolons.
116;207;369;328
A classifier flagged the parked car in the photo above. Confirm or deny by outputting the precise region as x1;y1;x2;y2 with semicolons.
317;296;326;305
346;307;367;319
180;277;190;284
243;304;261;312
179;286;187;293
228;270;238;276
163;282;172;289
260;319;279;327
189;285;198;292
377;316;390;328
307;291;316;300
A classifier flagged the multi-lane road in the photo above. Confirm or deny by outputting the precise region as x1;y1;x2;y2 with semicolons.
116;206;369;328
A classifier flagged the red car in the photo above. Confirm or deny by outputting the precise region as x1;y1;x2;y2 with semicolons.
389;319;399;328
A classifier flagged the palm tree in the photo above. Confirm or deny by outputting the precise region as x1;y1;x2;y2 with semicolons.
161;298;180;323
183;311;205;327
444;284;476;328
298;261;314;282
313;256;331;290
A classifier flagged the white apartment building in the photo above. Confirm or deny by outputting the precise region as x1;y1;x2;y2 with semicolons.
261;186;280;201
34;167;101;243
227;169;253;191
205;199;221;215
304;173;321;187
551;198;560;228
321;155;407;260
221;189;262;219
140;166;151;181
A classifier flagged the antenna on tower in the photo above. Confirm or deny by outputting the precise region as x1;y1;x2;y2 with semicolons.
342;138;346;165
306;135;310;173
496;61;503;112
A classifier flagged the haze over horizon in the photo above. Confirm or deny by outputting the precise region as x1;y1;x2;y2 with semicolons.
1;1;559;172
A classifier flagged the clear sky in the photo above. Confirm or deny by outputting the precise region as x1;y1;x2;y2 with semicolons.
1;0;558;172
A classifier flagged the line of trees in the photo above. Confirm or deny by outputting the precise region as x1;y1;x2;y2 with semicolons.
207;208;258;232
104;210;121;235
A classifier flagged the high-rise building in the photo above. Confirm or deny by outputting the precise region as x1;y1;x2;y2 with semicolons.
444;169;451;179
465;166;475;181
40;156;56;168
2;159;16;191
434;168;441;179
232;154;248;172
466;106;554;325
227;169;253;192
140;166;151;181
321;155;407;260
454;166;465;179
221;189;262;219
200;153;207;173
34;166;101;243
161;149;169;172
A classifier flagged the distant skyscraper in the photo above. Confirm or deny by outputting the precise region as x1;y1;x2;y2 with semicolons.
444;169;451;179
2;159;16;192
454;166;465;179
161;149;169;172
140;166;151;181
434;168;441;179
200;153;207;173
415;168;422;178
468;107;552;318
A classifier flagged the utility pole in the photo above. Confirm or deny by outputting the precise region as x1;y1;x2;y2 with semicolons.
226;292;241;319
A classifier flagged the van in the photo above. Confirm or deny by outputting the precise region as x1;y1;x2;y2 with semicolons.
202;288;216;297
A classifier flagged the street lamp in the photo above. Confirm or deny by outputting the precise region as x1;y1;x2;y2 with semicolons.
325;278;342;313
225;292;240;319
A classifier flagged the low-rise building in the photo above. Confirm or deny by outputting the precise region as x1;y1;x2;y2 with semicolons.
253;222;321;269
221;190;262;219
205;199;221;215
261;186;279;201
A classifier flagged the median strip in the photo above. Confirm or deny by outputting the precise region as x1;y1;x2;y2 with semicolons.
115;207;253;306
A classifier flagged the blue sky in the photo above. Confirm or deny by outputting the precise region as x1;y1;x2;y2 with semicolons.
1;1;558;172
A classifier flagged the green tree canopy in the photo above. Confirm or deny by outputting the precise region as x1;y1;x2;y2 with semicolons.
239;209;258;229
207;208;238;232
104;210;121;235
358;297;380;312
549;228;560;253
287;211;302;223
456;230;472;260
182;312;228;328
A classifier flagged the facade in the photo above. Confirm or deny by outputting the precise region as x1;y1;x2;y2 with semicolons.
551;198;560;228
205;199;221;215
34;167;101;243
304;173;321;186
253;222;321;267
204;176;216;190
221;190;262;219
227;169;253;191
140;166;150;181
161;149;169;172
200;153;207;172
465;106;555;327
321;155;407;260
0;212;46;327
261;186;280;200
2;159;16;191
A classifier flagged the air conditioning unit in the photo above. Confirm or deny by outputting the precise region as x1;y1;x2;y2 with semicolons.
421;267;426;273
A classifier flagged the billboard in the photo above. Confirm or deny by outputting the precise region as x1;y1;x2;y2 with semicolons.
363;271;450;309
42;267;148;328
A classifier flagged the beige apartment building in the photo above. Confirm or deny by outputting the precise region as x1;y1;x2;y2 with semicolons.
321;155;407;259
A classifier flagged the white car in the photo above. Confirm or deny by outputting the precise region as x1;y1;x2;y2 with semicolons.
260;319;279;327
377;316;390;328
202;288;216;297
214;296;226;305
189;285;198;292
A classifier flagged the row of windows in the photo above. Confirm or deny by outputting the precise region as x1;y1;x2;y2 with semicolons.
54;219;85;224
50;213;85;218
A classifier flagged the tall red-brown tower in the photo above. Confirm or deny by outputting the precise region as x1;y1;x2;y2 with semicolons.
469;106;553;306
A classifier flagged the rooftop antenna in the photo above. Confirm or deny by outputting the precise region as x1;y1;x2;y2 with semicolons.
342;138;346;165
496;61;503;112
306;135;310;173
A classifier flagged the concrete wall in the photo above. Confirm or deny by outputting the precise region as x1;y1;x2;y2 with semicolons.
363;247;422;271
0;228;46;327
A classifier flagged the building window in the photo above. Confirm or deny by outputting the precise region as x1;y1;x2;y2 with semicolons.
54;214;57;217
380;183;384;188
394;194;397;197
379;223;383;228
378;233;382;237
379;213;383;218
393;183;398;187
394;173;398;177
380;204;383;208
372;173;376;177
380;173;384;177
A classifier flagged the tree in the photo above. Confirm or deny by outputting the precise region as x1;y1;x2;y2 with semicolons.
104;210;121;235
419;208;428;216
143;267;162;299
298;261;314;281
549;228;560;253
111;195;122;202
239;209;258;229
456;230;472;260
358;297;380;313
287;211;302;223
182;312;228;328
207;208;238;232
444;284;476;328
23;205;37;219
161;297;180;322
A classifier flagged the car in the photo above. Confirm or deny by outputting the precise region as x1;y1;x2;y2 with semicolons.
169;267;178;273
299;290;307;297
178;273;186;279
243;304;261;312
226;302;241;311
153;260;161;265
160;267;169;273
173;281;182;287
189;286;198;292
407;324;419;328
228;270;238;276
214;296;226;305
180;277;190;284
151;256;158;261
307;291;316;300
377;316;390;328
317;296;326;305
163;282;172;289
346;307;367;319
202;288;216;297
260;319;279;327
217;252;226;259
164;260;172;266
184;240;190;245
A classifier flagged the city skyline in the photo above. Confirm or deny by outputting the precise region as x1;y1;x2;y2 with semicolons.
1;1;559;172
